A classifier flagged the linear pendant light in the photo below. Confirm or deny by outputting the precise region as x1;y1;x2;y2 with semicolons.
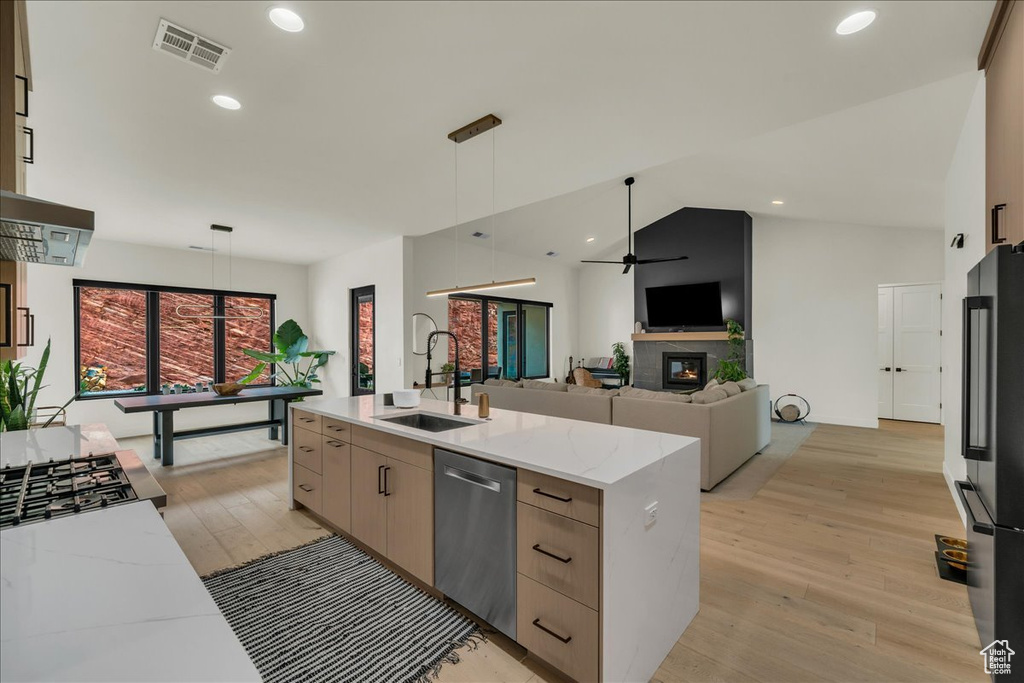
426;114;536;298
175;225;264;319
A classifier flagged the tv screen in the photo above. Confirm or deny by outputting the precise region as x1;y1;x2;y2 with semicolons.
645;281;724;328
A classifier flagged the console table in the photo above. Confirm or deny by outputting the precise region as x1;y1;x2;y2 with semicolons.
115;386;323;466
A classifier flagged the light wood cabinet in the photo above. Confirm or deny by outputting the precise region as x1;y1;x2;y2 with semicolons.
384;457;434;585
518;469;601;527
0;259;27;363
292;464;322;516
292;426;322;474
984;0;1024;252
350;445;388;556
517;574;600;683
321;437;351;533
517;503;600;610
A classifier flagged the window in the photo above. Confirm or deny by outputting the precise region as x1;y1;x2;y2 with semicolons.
448;294;551;381
351;286;375;395
74;280;274;399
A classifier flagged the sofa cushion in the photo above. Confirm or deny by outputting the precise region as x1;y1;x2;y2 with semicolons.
692;387;729;404
484;378;522;388
737;377;757;392
568;384;619;397
522;379;568;392
619;386;692;403
720;381;741;397
705;378;719;390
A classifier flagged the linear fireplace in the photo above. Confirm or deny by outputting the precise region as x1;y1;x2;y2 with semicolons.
662;352;707;390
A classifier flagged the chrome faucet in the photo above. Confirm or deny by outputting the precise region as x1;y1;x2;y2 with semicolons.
425;330;466;415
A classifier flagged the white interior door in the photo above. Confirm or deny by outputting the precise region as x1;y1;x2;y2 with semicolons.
878;287;894;419
892;284;942;423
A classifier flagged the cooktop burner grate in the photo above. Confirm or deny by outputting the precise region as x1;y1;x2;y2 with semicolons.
0;453;138;528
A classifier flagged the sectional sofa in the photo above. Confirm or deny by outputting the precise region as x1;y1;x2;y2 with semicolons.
470;381;771;490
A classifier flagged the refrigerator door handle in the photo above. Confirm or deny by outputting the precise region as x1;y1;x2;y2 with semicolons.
962;296;991;461
955;480;995;536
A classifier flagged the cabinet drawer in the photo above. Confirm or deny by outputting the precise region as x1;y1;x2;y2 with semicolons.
292;464;323;515
323;417;352;441
352;425;433;471
293;409;322;433
293;426;322;473
518;470;600;527
518;574;599;683
518;504;599;610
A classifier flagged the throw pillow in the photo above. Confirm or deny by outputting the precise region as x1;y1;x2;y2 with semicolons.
522;379;569;392
692;388;728;404
619;386;692;403
704;378;719;390
573;368;604;389
720;381;741;397
484;378;521;388
737;378;757;392
567;384;619;397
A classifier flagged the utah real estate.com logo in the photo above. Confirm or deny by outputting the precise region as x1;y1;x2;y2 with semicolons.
981;640;1015;675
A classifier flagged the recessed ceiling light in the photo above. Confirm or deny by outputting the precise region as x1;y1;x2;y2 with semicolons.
772;200;784;205
586;237;596;243
471;231;490;239
836;10;876;35
546;251;559;257
211;95;241;110
268;7;304;32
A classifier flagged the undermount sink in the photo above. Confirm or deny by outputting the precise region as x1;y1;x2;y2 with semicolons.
375;412;482;433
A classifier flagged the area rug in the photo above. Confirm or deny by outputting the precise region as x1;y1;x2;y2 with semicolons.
203;535;484;683
701;420;818;501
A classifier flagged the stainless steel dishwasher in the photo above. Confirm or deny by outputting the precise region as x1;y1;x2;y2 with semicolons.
434;449;517;639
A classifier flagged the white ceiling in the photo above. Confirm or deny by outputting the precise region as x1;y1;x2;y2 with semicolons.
24;1;992;264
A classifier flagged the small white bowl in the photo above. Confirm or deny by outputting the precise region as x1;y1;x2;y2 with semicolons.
392;389;420;408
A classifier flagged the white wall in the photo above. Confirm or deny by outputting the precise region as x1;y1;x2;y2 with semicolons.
941;74;986;525
21;239;309;439
752;217;944;428
403;233;579;388
577;264;635;361
307;236;408;398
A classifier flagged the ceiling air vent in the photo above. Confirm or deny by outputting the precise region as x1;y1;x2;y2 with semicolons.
153;19;231;74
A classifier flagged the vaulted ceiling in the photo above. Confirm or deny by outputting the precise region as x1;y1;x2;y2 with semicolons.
25;1;992;263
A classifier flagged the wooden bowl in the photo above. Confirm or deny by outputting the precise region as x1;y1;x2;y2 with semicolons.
213;382;243;397
939;537;968;550
942;549;969;564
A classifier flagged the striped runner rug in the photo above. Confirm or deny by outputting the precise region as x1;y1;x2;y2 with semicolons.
203;535;483;683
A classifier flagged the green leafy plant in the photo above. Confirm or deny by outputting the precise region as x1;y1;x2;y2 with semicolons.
712;319;748;383
440;362;455;384
1;339;79;432
240;319;336;389
612;341;630;384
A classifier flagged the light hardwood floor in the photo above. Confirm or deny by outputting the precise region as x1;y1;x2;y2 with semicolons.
127;419;983;683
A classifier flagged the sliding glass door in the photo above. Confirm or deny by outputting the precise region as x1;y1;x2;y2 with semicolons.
351;286;375;395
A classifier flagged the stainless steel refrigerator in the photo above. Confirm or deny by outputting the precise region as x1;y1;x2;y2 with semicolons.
957;243;1024;671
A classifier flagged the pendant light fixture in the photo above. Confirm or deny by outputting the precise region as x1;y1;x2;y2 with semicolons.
175;225;265;319
425;114;536;298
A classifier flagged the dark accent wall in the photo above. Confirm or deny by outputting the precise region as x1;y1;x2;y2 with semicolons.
633;207;753;336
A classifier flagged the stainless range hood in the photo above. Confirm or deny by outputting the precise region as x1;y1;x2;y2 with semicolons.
0;191;95;267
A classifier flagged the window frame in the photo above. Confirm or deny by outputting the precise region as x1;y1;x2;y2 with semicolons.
448;293;552;381
73;279;276;400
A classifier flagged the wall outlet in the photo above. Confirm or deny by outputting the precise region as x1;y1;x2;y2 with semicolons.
644;501;658;527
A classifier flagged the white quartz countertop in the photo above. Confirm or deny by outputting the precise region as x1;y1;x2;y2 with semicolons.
0;423;121;468
292;396;698;489
0;502;261;683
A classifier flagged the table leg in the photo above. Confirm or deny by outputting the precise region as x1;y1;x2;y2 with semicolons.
152;413;161;460
269;399;282;441
280;400;290;446
159;411;175;466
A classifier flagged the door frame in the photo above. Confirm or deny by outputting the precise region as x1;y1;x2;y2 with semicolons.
878;281;942;423
351;285;375;396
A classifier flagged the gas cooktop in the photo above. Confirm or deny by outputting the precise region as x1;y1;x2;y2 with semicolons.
0;452;142;528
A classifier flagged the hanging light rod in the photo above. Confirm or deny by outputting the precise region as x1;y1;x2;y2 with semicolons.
175;224;264;320
448;114;502;143
426;277;536;298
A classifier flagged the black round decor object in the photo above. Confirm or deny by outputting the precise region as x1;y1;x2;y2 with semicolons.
774;394;810;423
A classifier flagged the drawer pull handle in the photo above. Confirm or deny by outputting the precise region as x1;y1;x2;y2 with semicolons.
299;417;315;423
532;618;572;644
533;488;572;503
326;440;343;447
298;484;313;492
298;446;315;453
329;425;346;432
533;544;572;563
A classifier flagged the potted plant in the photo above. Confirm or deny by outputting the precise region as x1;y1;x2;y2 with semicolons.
440;362;456;386
612;342;630;385
1;339;78;432
712;319;747;382
240;319;336;392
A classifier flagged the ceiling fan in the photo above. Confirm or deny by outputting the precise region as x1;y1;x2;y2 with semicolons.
581;176;689;274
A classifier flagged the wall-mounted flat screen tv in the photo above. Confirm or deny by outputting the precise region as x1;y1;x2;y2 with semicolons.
645;281;724;328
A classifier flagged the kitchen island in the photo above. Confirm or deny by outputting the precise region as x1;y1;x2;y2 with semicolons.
288;395;701;683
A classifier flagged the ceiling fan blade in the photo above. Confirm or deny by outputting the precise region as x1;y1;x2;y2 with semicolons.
622;263;632;274
636;255;689;264
580;260;627;264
